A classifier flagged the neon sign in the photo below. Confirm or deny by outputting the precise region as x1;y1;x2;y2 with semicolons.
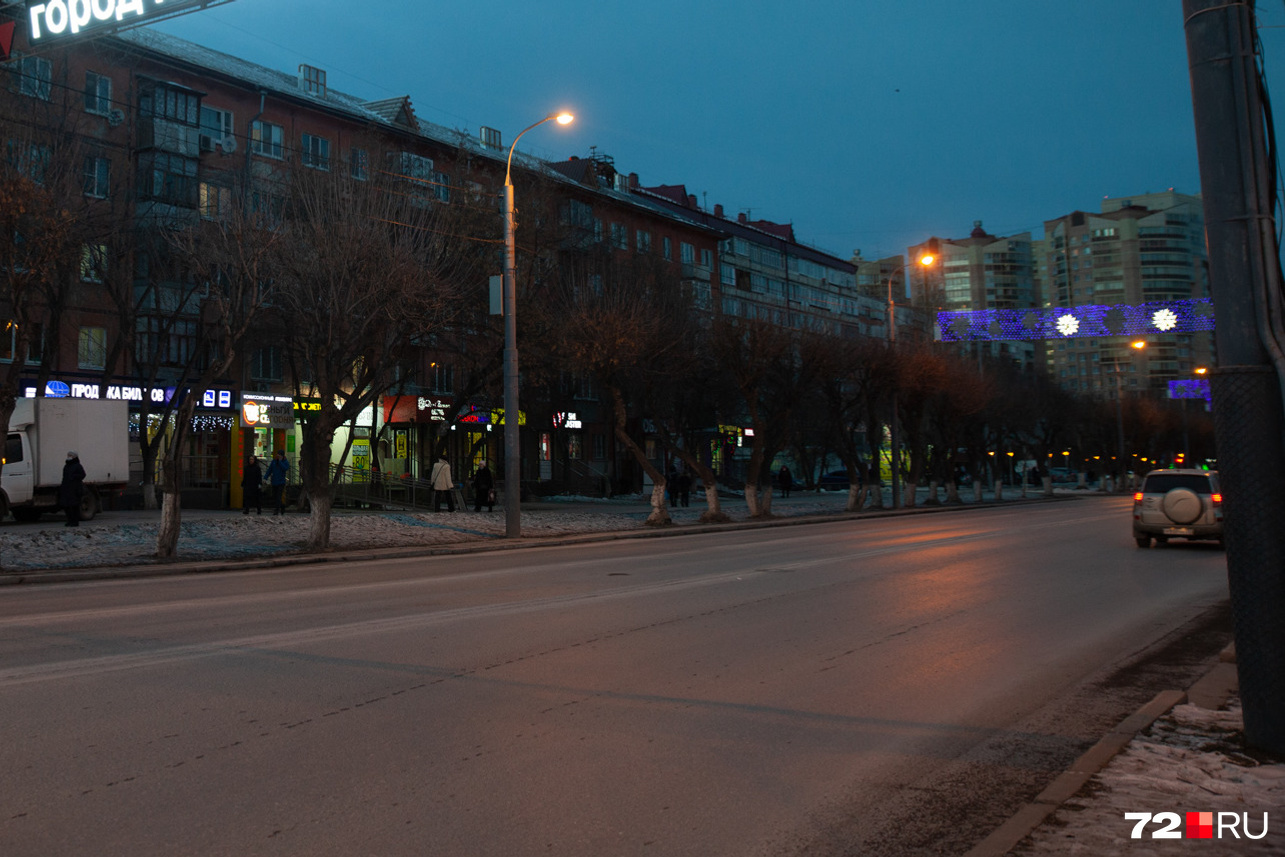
22;0;208;45
937;299;1215;342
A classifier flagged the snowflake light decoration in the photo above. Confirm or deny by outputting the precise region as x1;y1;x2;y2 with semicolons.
1056;314;1080;336
1152;308;1179;331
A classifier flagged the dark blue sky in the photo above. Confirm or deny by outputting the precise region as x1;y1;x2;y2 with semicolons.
153;1;1285;261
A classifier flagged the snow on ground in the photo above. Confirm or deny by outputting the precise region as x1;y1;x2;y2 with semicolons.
1015;700;1285;855
0;491;891;571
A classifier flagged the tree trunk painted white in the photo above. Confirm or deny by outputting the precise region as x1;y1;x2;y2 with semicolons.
698;480;730;523
644;480;671;526
307;490;332;548
156;489;182;559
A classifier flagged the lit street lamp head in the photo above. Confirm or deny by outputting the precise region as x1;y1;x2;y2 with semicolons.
554;112;574;125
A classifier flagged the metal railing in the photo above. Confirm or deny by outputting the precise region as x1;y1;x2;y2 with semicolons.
327;463;444;511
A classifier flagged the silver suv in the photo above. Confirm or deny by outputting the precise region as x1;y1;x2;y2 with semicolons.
1133;469;1223;548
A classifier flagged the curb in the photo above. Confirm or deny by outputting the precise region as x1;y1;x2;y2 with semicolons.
0;493;1082;587
964;644;1239;857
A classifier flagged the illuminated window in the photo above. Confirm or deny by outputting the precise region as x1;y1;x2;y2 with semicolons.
78;327;107;370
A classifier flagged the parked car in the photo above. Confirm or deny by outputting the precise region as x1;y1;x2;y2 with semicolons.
1132;469;1223;548
818;470;854;490
1047;466;1078;484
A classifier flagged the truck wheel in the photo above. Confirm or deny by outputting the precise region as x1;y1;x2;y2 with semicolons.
0;493;8;522
78;490;99;522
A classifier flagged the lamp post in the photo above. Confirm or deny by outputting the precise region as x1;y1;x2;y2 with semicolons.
1110;340;1146;492
885;252;935;509
502;112;574;538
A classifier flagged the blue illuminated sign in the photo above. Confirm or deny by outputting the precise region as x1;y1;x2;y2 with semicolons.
937;299;1216;342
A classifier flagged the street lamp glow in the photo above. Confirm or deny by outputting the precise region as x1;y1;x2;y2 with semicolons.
918;253;935;266
1131;339;1147;350
501;109;576;538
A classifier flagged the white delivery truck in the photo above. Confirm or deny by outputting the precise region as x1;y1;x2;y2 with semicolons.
1;398;130;522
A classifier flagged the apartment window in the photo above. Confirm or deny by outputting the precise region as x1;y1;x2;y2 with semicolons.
636;230;652;253
249;346;283;381
0;322;42;364
700;248;713;268
431;170;450;202
431;362;454;395
568;434;584;460
138;81;198;125
250;190;285;227
80;245;107;282
199;106;234;151
662;236;672;260
137;151;198;207
251;120;284;159
610;223;628;250
592;433;606;461
18;56;52;101
82;156;110;198
78;327;107;370
350;147;369;181
199;182;232;221
680;242;695;265
84;71;112;114
301;133;330;170
137;317;195;368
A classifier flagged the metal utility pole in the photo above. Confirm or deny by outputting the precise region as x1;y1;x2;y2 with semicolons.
1184;0;1285;754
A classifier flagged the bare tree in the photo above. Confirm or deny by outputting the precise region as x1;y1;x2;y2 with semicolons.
531;247;692;526
270;161;480;549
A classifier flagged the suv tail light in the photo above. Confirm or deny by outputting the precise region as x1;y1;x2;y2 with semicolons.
1133;492;1143;503
1212;493;1223;505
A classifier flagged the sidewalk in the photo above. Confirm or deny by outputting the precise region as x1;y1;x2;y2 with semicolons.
975;647;1285;856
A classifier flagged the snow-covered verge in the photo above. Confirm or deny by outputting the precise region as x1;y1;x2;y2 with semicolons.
0;494;875;572
1015;700;1285;855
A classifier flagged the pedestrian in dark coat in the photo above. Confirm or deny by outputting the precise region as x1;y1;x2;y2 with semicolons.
60;451;86;527
472;460;495;513
265;449;290;515
676;468;692;508
241;455;263;515
779;465;793;498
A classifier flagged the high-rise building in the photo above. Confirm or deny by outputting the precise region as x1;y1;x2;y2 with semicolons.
1041;191;1212;395
910;222;1040;368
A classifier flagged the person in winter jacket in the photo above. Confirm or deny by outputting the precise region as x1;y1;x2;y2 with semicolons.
60;451;87;527
430;455;455;513
242;455;263;515
472;461;495;513
265;450;290;515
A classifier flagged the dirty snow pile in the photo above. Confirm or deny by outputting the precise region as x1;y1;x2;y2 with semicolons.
1017;700;1285;855
0;494;862;572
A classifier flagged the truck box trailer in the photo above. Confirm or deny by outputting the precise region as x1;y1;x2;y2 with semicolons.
1;398;130;522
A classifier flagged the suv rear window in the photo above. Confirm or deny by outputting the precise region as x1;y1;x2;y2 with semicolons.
1142;474;1213;494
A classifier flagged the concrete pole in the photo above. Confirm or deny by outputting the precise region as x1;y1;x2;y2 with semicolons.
502;180;520;538
1185;0;1285;754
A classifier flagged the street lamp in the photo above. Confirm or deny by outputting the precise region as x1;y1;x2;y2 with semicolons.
886;252;935;509
1110;339;1147;492
502;111;574;538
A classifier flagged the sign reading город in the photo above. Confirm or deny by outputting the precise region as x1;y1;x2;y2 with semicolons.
22;0;206;44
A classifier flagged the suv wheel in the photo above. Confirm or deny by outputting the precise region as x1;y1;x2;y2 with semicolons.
1135;535;1151;548
1162;487;1202;524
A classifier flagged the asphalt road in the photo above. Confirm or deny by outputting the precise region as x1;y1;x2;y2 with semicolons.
0;497;1232;856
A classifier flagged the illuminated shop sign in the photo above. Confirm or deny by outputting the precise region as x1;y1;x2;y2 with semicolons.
239;392;295;429
553;412;582;429
22;0;206;44
24;378;233;407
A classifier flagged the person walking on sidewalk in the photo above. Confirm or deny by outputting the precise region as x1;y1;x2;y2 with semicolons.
265;449;290;515
242;455;263;515
472;460;495;513
60;451;86;527
431;455;455;513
